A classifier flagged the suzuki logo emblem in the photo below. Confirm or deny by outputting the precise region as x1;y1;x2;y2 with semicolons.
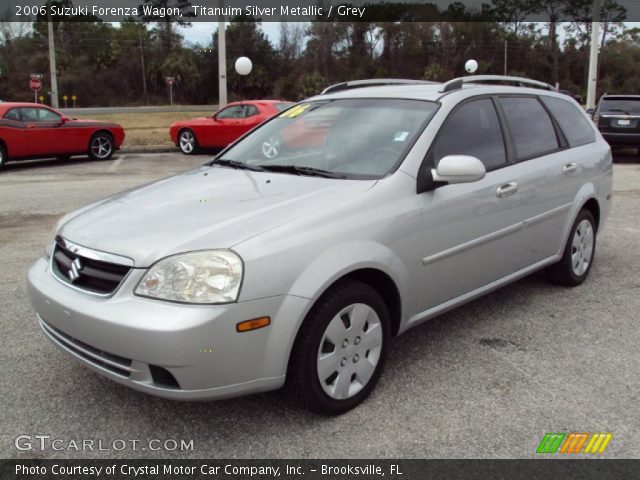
68;258;82;282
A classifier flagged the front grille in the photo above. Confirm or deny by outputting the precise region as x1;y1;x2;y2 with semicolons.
52;238;131;295
40;318;133;377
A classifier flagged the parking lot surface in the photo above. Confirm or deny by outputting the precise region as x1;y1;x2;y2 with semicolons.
1;152;639;459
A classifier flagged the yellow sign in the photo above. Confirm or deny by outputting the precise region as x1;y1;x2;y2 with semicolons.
62;95;68;101
38;95;44;102
72;95;77;101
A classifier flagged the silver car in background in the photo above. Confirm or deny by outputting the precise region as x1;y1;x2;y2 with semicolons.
27;76;612;414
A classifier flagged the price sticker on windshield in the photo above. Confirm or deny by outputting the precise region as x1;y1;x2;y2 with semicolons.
280;103;312;118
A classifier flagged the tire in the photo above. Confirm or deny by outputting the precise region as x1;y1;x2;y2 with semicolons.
0;143;6;172
286;280;390;415
547;209;597;286
178;129;198;155
88;133;114;160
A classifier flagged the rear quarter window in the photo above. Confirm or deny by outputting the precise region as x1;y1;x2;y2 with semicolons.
541;96;595;148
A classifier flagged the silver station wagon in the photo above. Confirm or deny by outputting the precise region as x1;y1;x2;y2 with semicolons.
28;76;612;414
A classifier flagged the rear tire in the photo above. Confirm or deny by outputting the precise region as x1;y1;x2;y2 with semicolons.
547;209;597;286
286;280;390;415
88;133;114;160
0;144;6;172
178;129;198;155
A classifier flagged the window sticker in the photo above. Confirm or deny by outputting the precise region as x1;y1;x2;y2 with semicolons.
279;103;312;118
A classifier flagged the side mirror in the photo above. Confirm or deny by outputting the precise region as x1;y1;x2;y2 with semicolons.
59;116;70;124
586;108;595;116
432;155;486;184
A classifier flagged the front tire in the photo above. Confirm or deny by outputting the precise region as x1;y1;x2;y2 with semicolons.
178;129;198;155
88;133;114;160
287;280;390;415
547;209;597;286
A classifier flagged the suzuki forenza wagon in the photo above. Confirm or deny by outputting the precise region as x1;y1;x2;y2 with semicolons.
28;76;612;414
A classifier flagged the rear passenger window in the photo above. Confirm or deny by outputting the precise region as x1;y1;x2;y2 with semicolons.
498;97;559;160
541;96;595;147
4;109;20;121
432;98;506;170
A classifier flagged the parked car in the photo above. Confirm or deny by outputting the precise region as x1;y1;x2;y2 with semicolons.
0;102;124;171
591;94;640;154
558;89;583;105
28;76;612;414
169;100;293;154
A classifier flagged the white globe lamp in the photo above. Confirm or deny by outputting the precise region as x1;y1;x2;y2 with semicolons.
465;59;479;74
235;57;252;76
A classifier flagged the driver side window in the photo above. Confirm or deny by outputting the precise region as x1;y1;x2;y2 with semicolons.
216;105;245;119
432;98;507;171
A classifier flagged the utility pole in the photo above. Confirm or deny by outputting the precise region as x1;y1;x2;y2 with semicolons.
47;6;59;108
218;20;227;107
503;40;508;76
586;0;602;110
139;31;149;105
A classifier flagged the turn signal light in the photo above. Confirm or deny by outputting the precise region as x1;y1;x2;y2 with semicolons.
236;316;271;332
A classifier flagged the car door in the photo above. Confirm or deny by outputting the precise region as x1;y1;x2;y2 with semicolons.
415;97;543;311
19;107;72;156
494;95;583;263
1;108;28;158
208;105;246;147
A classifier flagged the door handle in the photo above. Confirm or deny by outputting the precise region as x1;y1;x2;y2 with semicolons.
496;182;518;198
563;162;578;175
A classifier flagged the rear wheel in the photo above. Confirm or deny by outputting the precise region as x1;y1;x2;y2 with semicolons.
178;129;198;155
547;209;596;286
88;133;114;160
287;280;390;415
0;144;6;171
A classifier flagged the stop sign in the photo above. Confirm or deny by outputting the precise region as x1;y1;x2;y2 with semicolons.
29;78;42;92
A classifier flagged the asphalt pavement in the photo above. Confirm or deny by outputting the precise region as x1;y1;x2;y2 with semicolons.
0;151;639;459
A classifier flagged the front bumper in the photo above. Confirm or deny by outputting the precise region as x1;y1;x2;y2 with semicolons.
27;257;311;400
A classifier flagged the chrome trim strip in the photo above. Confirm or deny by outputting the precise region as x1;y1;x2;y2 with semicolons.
56;236;135;267
422;203;571;266
39;317;132;372
601;114;640;119
407;256;559;329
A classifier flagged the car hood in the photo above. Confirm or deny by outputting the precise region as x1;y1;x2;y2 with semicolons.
59;166;376;267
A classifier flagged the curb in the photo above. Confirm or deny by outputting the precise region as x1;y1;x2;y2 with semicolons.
119;145;178;154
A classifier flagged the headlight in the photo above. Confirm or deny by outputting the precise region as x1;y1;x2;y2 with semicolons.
135;250;243;304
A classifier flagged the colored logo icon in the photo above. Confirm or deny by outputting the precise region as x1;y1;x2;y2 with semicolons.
537;433;613;454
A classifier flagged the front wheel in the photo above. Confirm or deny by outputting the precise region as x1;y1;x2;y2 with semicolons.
178;129;198;155
547;209;597;286
287;280;390;415
88;133;114;160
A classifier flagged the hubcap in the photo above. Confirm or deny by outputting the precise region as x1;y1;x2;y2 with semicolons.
317;303;383;400
261;136;280;159
180;131;194;153
571;219;594;276
91;137;112;159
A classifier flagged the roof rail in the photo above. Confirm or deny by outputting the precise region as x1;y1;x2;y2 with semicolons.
440;75;556;93
321;79;436;95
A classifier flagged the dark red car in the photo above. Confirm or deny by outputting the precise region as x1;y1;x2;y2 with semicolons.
0;102;125;171
169;100;293;154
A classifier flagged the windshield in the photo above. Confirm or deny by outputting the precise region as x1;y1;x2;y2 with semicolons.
600;98;640;114
212;98;439;179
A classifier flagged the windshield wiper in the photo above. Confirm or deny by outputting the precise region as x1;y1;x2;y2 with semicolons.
209;158;266;171
259;164;346;179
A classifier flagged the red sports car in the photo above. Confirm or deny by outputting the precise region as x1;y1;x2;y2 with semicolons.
169;100;293;154
0;102;125;171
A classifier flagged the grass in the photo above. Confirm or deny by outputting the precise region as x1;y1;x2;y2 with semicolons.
74;111;208;146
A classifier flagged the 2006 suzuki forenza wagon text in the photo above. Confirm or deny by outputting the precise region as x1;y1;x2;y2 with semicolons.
28;76;613;414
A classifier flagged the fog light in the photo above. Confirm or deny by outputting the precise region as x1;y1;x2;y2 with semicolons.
236;317;271;332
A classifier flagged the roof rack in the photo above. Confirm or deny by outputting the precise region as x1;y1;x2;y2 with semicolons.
440;75;556;93
321;79;436;95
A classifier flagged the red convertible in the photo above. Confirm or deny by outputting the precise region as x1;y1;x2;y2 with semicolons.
0;102;125;171
169;100;293;154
